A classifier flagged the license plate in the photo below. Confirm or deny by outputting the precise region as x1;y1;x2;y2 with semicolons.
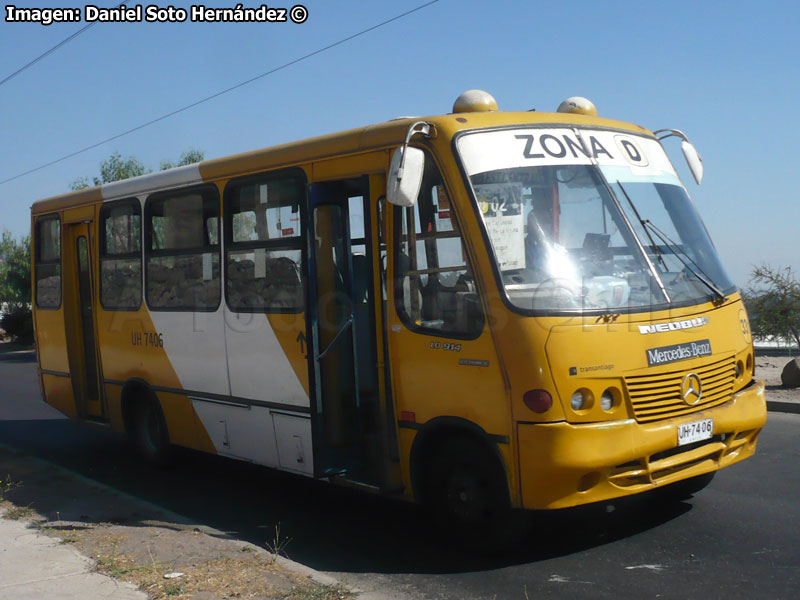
677;418;713;446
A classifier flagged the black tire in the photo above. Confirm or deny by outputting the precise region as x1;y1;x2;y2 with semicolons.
426;436;521;546
134;394;173;466
658;472;715;501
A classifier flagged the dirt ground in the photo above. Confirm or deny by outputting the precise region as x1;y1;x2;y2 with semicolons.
0;445;352;600
755;353;800;403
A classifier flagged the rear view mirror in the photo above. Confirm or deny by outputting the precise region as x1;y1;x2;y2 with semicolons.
681;140;703;185
387;121;433;207
387;145;425;207
654;129;704;186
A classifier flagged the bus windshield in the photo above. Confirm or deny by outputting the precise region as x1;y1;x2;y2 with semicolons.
456;128;735;313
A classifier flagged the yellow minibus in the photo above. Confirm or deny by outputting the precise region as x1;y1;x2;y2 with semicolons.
31;90;766;533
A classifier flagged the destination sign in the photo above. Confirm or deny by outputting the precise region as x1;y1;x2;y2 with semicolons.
457;128;677;178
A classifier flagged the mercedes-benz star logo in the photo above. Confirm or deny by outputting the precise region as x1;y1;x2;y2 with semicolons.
681;372;703;406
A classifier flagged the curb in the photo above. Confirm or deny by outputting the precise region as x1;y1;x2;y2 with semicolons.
754;347;800;357
766;400;800;415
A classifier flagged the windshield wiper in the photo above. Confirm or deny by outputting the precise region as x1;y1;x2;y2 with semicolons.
613;179;726;302
614;180;669;271
640;219;727;302
588;174;670;303
594;177;670;303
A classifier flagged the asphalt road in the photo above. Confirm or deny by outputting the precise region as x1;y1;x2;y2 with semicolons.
1;351;798;599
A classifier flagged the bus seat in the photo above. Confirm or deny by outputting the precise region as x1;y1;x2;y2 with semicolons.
267;256;302;307
442;273;479;332
421;276;444;322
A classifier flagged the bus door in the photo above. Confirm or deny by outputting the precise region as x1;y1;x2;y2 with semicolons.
307;177;381;482
63;220;104;420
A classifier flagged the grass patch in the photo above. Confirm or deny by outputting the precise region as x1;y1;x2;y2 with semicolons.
163;582;185;596
287;584;354;600
266;522;292;563
3;505;34;520
95;554;146;579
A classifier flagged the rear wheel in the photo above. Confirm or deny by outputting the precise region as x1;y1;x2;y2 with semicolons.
134;394;173;466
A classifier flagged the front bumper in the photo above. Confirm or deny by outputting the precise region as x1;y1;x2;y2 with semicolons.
517;379;766;509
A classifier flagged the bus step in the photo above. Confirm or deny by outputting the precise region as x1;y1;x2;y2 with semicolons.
330;476;382;493
330;476;405;496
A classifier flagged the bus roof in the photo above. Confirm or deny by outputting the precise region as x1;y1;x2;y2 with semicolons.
31;109;649;215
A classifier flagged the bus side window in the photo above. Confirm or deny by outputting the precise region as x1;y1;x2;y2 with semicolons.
224;171;305;313
99;199;142;311
35;215;61;309
394;152;484;338
145;186;221;311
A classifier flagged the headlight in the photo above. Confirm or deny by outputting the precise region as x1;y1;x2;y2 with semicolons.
571;390;589;411
601;389;615;411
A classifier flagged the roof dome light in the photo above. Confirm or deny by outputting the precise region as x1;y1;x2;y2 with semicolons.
453;90;498;113
557;97;597;116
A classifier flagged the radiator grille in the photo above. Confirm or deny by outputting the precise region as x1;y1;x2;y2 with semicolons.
625;355;735;423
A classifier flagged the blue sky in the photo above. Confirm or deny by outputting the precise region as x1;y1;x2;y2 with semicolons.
1;0;797;287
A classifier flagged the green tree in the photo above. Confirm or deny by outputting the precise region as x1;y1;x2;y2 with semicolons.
69;149;205;191
159;148;205;171
70;152;148;191
0;230;33;341
743;264;800;348
0;230;31;306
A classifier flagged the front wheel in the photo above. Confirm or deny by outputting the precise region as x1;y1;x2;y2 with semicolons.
134;395;173;466
426;437;523;547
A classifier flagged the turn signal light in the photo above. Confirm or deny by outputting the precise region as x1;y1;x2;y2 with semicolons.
523;389;553;414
